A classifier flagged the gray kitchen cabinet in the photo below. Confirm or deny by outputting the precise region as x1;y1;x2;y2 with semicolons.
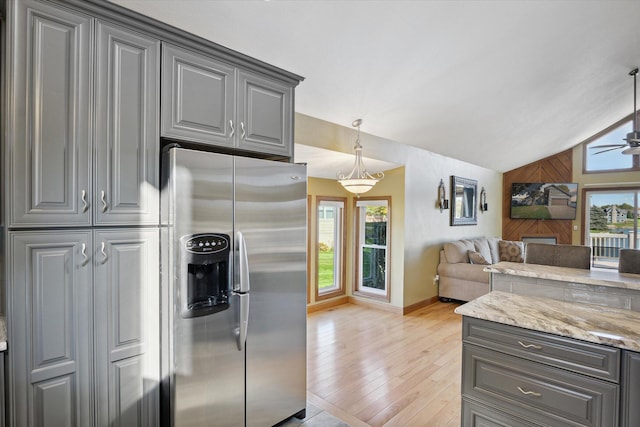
93;229;159;427
94;21;160;226
8;0;92;227
0;352;5;427
621;350;640;427
8;0;160;228
8;231;93;427
461;317;620;427
162;43;294;158
8;229;159;426
236;69;293;157
161;43;236;149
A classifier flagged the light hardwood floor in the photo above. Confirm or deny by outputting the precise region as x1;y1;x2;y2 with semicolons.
306;301;463;427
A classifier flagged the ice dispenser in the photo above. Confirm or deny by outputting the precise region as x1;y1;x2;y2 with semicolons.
179;233;231;318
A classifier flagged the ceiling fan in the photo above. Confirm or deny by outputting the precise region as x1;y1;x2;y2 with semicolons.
590;68;640;155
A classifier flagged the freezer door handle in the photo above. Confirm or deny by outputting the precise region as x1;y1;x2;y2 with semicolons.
236;293;250;351
235;231;250;293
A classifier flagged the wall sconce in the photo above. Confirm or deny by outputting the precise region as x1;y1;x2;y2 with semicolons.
479;187;488;212
438;179;449;212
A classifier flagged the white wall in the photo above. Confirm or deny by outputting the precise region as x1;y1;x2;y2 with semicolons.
296;113;502;307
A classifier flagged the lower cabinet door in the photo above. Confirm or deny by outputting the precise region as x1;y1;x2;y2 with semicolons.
621;350;640;427
463;344;619;427
8;231;93;426
93;229;160;426
462;398;539;427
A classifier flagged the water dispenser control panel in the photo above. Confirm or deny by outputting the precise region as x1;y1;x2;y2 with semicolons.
179;233;231;319
184;234;229;254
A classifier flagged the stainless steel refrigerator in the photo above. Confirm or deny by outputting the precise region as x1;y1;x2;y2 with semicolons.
161;147;307;426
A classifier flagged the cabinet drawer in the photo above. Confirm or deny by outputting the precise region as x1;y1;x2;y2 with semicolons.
463;344;618;427
462;398;539;427
463;317;620;382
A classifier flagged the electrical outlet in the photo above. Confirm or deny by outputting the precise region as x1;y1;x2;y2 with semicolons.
433;274;440;284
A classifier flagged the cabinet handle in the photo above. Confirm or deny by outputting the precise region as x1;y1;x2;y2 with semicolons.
101;190;108;213
81;243;89;266
517;386;542;397
240;121;246;139
518;341;542;350
100;242;108;264
229;120;235;138
81;190;89;213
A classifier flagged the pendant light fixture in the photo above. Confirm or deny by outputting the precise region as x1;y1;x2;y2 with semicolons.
337;119;384;195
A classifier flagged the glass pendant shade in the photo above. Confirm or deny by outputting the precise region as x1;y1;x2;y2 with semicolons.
337;119;384;195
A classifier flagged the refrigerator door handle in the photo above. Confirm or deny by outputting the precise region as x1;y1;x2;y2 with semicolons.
236;293;250;351
236;231;250;293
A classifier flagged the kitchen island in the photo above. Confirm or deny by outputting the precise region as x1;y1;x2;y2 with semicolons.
487;261;640;311
455;264;640;427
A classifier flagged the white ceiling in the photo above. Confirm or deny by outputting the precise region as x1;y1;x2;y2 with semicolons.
111;0;640;172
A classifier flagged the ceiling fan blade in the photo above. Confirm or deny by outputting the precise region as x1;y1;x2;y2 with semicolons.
593;146;624;155
589;144;626;149
622;146;640;155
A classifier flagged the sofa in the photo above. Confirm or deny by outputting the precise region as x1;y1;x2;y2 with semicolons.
438;239;595;302
437;237;525;302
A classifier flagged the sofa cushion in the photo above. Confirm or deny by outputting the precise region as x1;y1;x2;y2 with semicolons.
498;240;524;262
487;237;501;263
473;238;493;264
468;250;490;265
443;239;475;264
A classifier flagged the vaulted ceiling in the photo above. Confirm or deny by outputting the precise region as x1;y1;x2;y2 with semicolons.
111;0;640;172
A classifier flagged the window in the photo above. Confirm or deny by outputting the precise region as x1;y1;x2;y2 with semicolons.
354;198;390;300
583;116;640;173
316;197;346;300
584;188;639;269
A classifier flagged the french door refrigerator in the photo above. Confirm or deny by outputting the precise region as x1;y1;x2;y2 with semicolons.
161;146;307;426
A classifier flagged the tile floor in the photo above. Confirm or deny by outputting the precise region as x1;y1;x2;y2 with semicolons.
278;403;349;427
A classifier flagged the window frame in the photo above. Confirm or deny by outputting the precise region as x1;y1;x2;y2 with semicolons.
315;196;347;301
353;196;391;302
581;186;640;269
582;113;640;174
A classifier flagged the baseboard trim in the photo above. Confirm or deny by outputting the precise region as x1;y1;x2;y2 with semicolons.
307;295;441;316
348;296;403;315
402;296;439;315
307;296;349;313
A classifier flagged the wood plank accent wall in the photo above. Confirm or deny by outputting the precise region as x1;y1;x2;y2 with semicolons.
502;149;573;244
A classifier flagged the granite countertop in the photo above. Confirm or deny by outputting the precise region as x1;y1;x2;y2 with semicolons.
455;291;640;352
486;261;640;291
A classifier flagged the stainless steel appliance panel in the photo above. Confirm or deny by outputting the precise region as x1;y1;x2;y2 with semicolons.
168;148;244;427
235;156;307;426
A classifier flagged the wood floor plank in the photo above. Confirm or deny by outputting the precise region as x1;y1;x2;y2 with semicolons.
307;301;463;426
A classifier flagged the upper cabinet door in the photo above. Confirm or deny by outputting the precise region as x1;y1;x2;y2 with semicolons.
237;70;293;158
95;21;160;226
9;0;92;227
161;43;235;147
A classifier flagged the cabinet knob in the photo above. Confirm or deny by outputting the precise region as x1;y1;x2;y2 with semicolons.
100;241;108;264
518;341;543;350
517;386;542;397
81;243;89;266
81;190;89;213
101;190;108;213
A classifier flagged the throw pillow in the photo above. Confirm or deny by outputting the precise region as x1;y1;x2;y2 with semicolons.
468;250;490;265
443;239;475;264
473;238;493;264
498;240;524;263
